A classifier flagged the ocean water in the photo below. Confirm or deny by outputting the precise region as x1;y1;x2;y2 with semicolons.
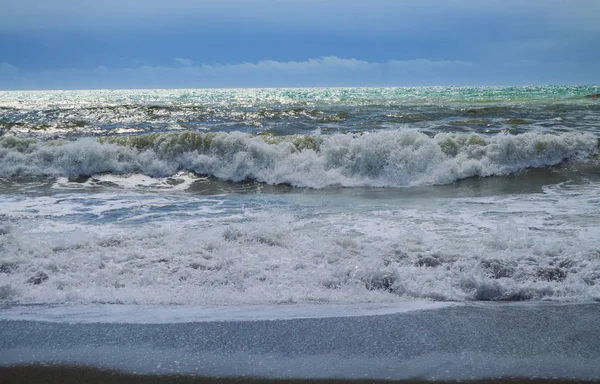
1;86;600;308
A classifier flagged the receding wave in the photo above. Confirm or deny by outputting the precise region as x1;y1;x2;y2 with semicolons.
0;130;597;188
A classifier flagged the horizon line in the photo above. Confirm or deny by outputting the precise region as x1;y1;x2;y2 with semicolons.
1;84;599;92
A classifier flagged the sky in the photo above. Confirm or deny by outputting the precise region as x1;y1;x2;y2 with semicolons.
0;0;599;89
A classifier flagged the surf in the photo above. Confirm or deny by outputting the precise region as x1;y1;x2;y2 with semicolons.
0;130;597;188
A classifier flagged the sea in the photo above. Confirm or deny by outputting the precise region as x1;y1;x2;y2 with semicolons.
2;86;600;380
1;85;600;308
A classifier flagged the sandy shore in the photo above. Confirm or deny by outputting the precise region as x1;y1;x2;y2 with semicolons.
1;303;599;381
1;365;599;384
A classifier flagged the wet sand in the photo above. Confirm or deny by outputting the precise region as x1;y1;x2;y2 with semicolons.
1;365;599;384
1;303;599;382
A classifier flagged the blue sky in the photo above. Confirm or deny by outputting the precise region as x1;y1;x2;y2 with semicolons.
1;0;599;89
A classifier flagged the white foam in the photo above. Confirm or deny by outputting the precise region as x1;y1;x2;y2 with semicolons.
1;130;597;187
0;193;232;226
0;301;455;323
52;172;202;191
1;180;599;306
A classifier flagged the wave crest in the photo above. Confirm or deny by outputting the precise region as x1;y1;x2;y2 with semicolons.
0;130;597;187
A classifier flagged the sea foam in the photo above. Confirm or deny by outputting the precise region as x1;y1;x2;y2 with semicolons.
2;184;599;306
0;130;597;187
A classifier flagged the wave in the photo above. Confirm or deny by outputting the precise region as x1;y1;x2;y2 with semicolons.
0;130;597;188
2;202;600;305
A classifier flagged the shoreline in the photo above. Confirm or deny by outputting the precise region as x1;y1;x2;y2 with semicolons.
1;365;599;384
1;303;599;381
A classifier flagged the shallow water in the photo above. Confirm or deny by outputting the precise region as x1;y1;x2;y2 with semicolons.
1;303;599;380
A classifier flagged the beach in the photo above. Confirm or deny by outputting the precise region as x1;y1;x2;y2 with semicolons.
1;86;600;381
1;365;598;384
1;303;600;382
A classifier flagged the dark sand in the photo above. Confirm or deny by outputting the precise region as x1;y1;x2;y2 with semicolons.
1;303;599;382
0;365;598;384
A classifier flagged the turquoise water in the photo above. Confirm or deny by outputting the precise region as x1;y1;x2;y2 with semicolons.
1;86;600;138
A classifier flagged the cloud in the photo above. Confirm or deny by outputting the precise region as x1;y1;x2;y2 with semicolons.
199;56;472;75
131;56;475;88
174;58;193;67
0;62;18;74
2;55;597;90
0;57;477;90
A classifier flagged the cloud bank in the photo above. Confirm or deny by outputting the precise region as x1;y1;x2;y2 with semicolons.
0;56;477;90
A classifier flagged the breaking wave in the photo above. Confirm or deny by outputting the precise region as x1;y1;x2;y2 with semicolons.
2;205;600;305
0;130;597;188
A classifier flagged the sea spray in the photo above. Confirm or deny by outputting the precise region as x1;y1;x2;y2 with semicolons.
0;130;597;187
